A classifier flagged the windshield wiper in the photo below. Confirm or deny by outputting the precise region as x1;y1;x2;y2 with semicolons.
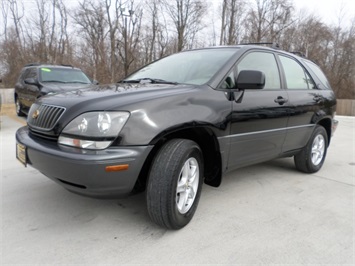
121;78;178;85
67;81;90;84
42;80;66;83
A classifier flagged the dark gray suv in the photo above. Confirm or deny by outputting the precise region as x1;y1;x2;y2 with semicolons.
14;64;96;116
16;45;338;229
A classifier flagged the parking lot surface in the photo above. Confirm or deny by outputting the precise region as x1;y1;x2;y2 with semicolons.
1;113;354;265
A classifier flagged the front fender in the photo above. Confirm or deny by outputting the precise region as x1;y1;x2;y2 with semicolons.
118;87;232;145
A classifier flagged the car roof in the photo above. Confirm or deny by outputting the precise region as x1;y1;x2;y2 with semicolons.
189;43;308;61
23;63;80;70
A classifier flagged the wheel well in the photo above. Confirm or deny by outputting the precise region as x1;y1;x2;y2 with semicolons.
317;118;332;145
133;127;222;192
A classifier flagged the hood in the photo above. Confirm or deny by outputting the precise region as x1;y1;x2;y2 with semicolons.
37;83;197;112
42;82;95;94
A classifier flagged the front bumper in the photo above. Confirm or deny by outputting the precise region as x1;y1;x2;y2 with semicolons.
16;126;153;198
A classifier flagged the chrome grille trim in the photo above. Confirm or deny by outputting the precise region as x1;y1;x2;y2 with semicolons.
27;104;66;131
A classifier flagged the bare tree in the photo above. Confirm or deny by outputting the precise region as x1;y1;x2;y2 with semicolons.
115;0;143;78
105;0;122;82
246;0;294;43
163;0;207;52
220;0;247;45
73;0;109;81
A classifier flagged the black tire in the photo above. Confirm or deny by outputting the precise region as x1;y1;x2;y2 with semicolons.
294;125;328;173
146;139;204;229
15;97;25;117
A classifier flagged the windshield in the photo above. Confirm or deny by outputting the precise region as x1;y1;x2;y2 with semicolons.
39;67;91;84
125;49;237;85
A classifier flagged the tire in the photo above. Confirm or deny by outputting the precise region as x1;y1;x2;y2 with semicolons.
294;125;328;173
15;97;25;117
146;139;204;229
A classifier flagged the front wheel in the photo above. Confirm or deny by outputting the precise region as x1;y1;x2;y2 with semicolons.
294;125;328;173
15;97;25;117
146;139;204;229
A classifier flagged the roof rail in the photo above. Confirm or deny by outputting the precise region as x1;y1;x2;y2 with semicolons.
240;42;281;49
24;63;42;67
289;51;306;58
61;64;74;68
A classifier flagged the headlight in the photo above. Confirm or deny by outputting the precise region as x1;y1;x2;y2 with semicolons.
58;111;130;150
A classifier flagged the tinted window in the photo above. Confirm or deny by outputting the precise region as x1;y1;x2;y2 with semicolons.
279;56;315;90
303;60;331;89
27;68;37;79
18;69;27;82
237;52;281;89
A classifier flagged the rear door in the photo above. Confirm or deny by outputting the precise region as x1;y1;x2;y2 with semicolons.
276;54;322;152
225;51;290;170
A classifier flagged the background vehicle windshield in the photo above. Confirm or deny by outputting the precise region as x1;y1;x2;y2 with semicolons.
39;68;91;84
126;49;237;85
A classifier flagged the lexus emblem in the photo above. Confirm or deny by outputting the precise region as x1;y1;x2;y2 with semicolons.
32;110;40;119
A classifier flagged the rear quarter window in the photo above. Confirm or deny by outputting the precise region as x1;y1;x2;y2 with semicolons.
303;60;331;90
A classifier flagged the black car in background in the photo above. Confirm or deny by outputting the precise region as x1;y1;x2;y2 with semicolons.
14;64;97;116
16;45;338;229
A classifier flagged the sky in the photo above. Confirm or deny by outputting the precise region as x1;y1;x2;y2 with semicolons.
292;0;355;27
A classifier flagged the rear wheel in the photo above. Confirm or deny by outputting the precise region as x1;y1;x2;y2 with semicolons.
146;139;203;229
294;125;328;173
15;97;25;117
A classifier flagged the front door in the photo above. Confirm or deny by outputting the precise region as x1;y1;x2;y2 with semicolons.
224;51;290;170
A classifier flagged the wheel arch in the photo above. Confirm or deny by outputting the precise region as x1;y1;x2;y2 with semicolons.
317;117;332;145
133;126;223;192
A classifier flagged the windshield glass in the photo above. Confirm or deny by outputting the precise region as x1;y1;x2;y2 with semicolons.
39;67;91;84
125;49;237;85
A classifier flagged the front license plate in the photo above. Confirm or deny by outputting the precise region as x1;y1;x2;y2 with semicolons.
16;143;27;167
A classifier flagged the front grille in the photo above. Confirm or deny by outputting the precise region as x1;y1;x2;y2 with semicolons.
28;104;65;131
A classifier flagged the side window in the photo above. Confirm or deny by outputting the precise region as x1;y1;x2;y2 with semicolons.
303;60;330;89
219;71;235;90
20;68;36;82
27;68;37;79
18;69;27;82
279;56;315;90
237;52;281;89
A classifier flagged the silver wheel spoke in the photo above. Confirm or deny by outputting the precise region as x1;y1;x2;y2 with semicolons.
176;157;199;214
188;186;196;200
177;191;188;212
311;135;325;165
188;165;197;183
176;182;186;194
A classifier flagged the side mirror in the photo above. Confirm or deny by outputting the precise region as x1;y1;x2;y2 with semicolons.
236;70;265;90
92;79;99;85
24;78;39;86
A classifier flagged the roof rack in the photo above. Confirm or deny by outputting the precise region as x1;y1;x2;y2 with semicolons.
289;51;306;58
240;42;281;49
24;63;42;67
61;64;74;68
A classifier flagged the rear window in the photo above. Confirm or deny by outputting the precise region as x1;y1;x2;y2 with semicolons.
303;60;331;90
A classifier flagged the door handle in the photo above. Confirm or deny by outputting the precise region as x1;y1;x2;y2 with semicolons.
274;96;288;105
